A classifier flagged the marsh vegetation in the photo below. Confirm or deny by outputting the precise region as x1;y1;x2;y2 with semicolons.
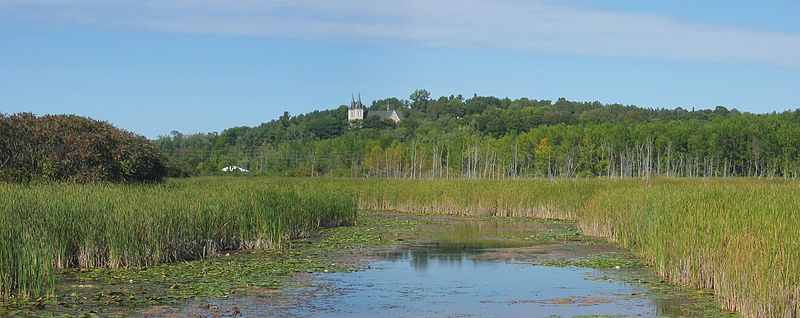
0;177;796;318
0;180;356;301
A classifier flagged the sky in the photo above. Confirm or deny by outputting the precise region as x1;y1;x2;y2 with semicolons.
1;0;799;138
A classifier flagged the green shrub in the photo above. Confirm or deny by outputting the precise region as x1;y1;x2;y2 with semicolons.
0;113;166;183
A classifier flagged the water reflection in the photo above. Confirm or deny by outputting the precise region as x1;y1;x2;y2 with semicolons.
384;220;546;271
385;246;471;271
304;244;656;318
189;219;732;318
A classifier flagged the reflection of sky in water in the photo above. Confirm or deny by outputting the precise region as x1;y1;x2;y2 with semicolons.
190;220;717;317
299;247;656;318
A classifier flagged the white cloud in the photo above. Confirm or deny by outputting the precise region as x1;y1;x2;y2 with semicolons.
2;0;799;69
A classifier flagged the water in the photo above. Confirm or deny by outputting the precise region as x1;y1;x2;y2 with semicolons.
165;219;726;318
283;246;655;318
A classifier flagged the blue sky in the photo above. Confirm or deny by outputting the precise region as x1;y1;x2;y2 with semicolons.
1;1;799;138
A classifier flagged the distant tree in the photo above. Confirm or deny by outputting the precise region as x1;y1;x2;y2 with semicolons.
362;115;396;130
280;111;291;127
535;137;552;177
308;115;345;139
410;89;431;112
370;97;405;111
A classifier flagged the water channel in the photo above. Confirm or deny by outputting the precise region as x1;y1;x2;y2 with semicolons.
176;217;730;318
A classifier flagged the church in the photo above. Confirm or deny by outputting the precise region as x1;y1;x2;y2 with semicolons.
347;94;402;123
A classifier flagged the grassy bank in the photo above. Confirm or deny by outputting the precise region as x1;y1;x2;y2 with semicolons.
274;177;795;318
0;180;357;300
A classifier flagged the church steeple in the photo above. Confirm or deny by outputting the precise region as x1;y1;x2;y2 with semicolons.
350;93;364;110
348;93;365;122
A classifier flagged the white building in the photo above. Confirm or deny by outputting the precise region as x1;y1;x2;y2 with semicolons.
347;94;402;123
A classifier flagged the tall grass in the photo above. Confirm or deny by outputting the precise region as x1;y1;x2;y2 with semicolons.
579;180;800;318
0;179;356;300
289;177;797;318
293;178;602;219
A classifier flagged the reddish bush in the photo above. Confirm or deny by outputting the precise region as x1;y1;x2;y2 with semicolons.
0;113;166;183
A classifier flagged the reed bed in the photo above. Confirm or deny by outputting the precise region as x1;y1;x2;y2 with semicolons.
292;178;602;219
0;179;357;300
579;180;800;318
283;177;797;318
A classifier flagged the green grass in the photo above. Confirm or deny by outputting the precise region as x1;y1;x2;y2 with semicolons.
0;179;357;301
275;177;796;318
579;180;800;318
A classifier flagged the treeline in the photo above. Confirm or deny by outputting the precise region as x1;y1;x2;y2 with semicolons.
0;113;166;183
154;90;800;178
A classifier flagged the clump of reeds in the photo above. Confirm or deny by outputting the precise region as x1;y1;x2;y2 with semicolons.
578;179;799;318
0;179;356;300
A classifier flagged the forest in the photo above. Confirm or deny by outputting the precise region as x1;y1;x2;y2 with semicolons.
153;89;800;179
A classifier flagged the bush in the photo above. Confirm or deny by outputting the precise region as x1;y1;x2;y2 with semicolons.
0;113;166;183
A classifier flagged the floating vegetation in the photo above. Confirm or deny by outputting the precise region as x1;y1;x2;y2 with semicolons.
542;252;647;269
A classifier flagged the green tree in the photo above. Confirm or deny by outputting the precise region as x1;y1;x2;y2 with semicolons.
410;89;431;112
535;137;552;177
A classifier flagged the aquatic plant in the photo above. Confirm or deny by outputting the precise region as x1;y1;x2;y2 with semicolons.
0;180;356;300
578;180;800;318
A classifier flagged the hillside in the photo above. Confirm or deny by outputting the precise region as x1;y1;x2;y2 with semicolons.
153;90;800;179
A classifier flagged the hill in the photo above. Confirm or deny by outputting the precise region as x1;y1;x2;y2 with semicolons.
153;90;800;179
